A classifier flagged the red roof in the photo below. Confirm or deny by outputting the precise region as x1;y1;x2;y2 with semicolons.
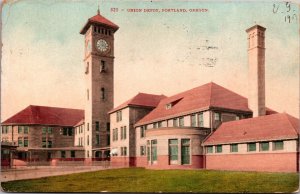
109;93;166;114
2;105;84;127
203;113;299;145
80;13;119;34
136;82;251;125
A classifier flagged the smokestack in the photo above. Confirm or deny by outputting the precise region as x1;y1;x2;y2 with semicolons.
246;25;266;117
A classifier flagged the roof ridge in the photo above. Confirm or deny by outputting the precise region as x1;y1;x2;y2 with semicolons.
283;113;299;135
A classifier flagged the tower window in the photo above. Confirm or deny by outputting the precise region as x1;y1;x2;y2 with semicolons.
101;88;105;100
98;28;100;33
87;89;89;100
100;61;106;72
85;62;89;74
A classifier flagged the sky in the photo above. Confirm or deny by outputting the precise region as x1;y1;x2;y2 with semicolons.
1;0;299;121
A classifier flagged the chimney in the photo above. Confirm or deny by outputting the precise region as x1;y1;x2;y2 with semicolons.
246;25;266;117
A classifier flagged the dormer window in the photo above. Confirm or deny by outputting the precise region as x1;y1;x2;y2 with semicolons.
165;98;183;110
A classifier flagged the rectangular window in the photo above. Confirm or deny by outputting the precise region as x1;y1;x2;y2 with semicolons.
153;123;157;129
96;135;100;145
120;127;124;139
18;126;23;134
173;118;178;127
260;142;269;151
48;140;52;148
123;126;126;140
24;126;29;134
106;122;110;132
179;117;184;127
151;140;157;161
100;60;106;72
71;151;75;158
181;139;190;164
198;113;204;127
18;137;23;147
87;135;89;146
48;127;53;134
230;144;238;152
158;121;162;128
191;114;196;127
24;137;29;147
169;139;178;162
273;141;284;151
87;123;89;131
61;151;66;158
95;121;100;131
124;147;127;156
207;146;213;153
68;128;73;136
140;126;146;138
63;128;68;135
116;111;122;122
42;137;47;148
87;89;89;100
214;112;221;121
42;127;47;134
215;145;222;153
107;134;110;146
247;143;256;152
140;146;146;156
116;128;118;141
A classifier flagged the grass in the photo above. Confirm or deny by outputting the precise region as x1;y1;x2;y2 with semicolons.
1;168;299;193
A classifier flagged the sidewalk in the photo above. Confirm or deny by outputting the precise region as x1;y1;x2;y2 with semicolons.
1;166;112;182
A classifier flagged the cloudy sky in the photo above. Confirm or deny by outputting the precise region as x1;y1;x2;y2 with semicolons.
1;0;299;121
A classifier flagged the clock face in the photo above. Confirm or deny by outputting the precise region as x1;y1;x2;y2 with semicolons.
96;39;109;52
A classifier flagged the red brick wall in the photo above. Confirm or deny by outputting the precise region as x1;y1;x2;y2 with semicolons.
136;156;147;167
111;157;133;167
146;155;204;169
205;152;299;172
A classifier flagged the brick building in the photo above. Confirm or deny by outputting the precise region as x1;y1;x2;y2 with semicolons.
1;11;298;172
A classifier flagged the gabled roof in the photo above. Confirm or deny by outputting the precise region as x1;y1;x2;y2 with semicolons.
202;113;299;145
136;82;251;125
109;93;166;114
2;105;84;127
80;13;119;34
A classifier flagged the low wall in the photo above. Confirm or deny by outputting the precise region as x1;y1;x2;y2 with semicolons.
146;155;204;169
205;152;299;172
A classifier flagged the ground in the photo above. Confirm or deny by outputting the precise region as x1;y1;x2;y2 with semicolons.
1;168;299;193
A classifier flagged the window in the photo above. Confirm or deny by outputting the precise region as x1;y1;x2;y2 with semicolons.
166;103;172;109
87;135;89;146
116;111;122;122
113;128;118;141
247;143;256;152
48;140;52;148
71;151;75;158
100;60;106;72
48;127;53;134
18;137;23;147
95;121;100;131
181;139;190;164
158;121;162;128
147;141;150;161
123;126;126;140
206;146;213;153
85;62;89;74
18;126;23;134
96;135;100;145
151;140;157;161
273;141;284;151
140;126;146;138
121;147;127;156
215;145;222;153
68;128;73;136
120;127;123;139
179;117;184;127
169;139;178;162
24;137;29;147
62;128;73;136
153;123;157;129
24;126;29;134
140;146;146;156
42;137;47;148
260;142;269;151
87;123;89;131
198;113;204;127
173;118;178;127
42;127;47;134
214;112;221;121
87;89;89;100
191;114;196;127
230;144;238;152
101;88;105;100
63;128;68;135
107;134;110;146
61;151;66;158
106;122;110;132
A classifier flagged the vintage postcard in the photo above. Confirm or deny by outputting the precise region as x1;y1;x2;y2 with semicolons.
0;0;299;193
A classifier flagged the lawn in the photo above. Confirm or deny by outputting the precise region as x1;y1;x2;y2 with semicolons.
1;168;299;193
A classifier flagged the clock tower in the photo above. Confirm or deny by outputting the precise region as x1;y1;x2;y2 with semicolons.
80;9;119;161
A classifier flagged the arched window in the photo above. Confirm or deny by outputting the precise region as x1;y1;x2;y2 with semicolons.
101;88;105;100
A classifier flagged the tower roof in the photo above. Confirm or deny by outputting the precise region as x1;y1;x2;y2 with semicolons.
80;13;119;34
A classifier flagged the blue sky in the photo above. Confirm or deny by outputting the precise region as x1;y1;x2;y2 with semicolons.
1;0;299;120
